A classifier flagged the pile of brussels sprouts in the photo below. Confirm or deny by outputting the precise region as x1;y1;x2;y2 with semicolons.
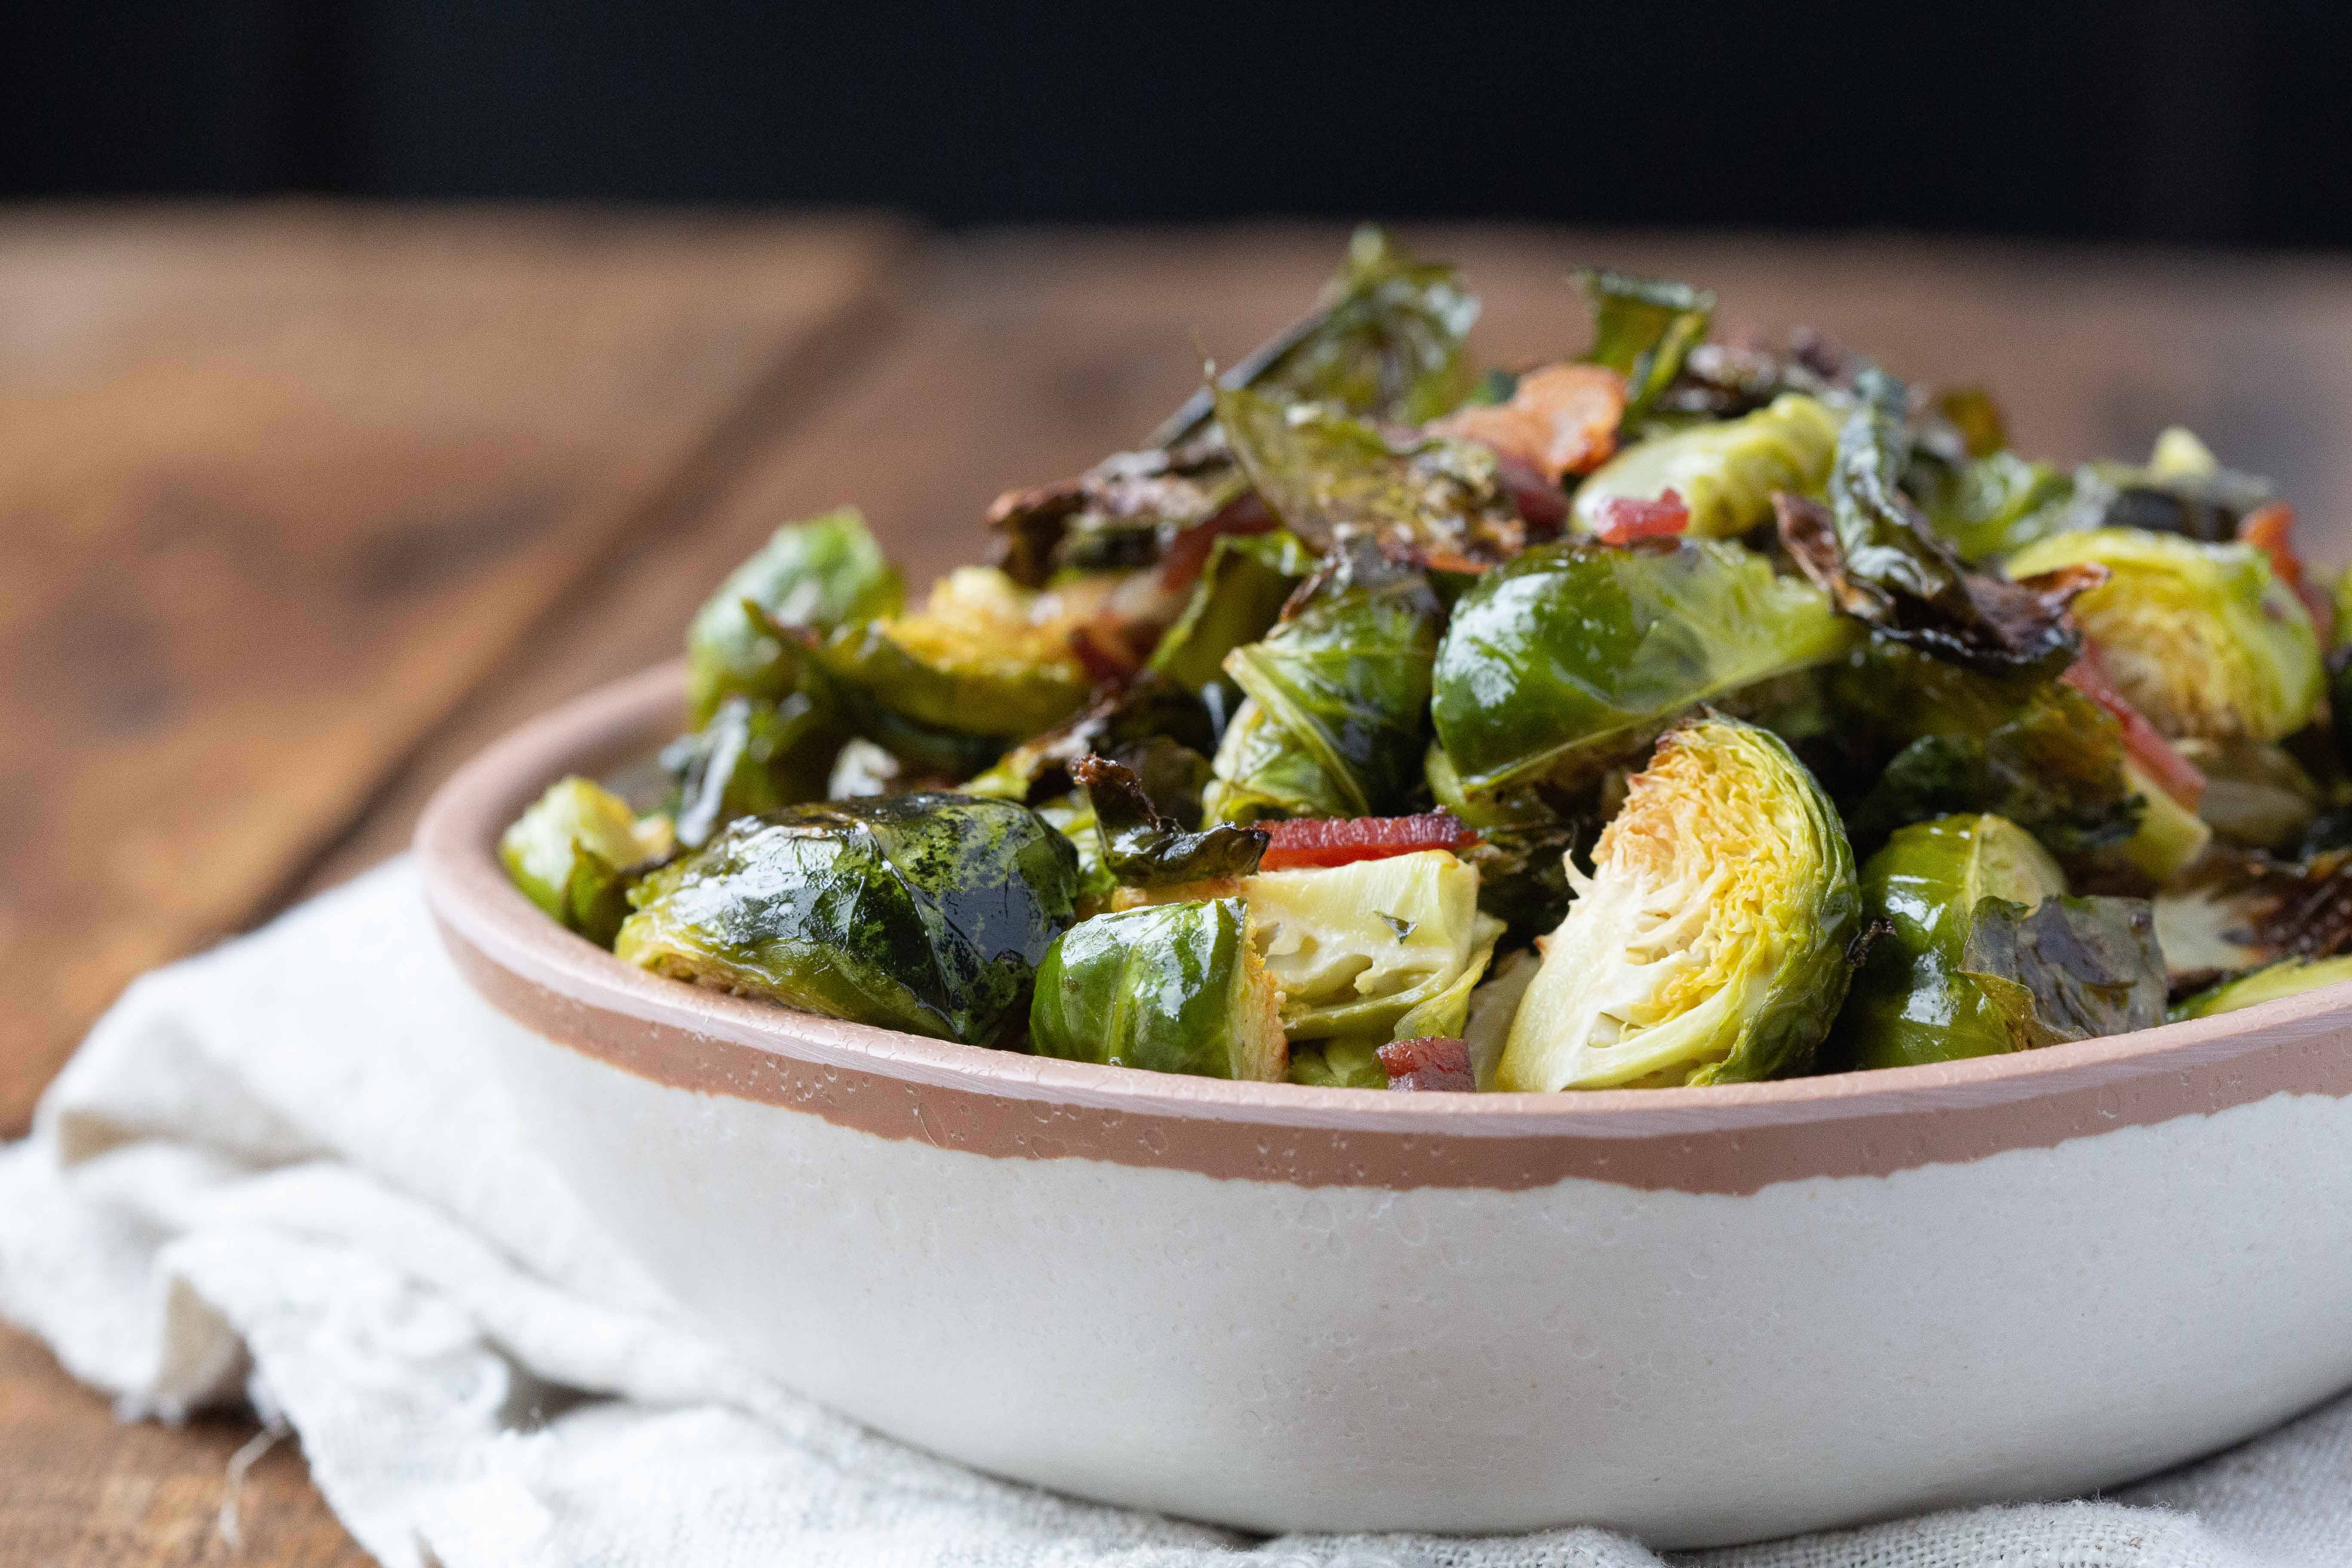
500;229;2352;1092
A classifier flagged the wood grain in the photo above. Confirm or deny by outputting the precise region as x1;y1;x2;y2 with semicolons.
300;226;2352;898
0;1323;371;1566
0;205;909;1131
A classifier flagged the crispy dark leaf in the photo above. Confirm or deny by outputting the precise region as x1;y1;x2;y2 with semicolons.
962;672;1215;805
1960;894;2167;1045
1776;377;2098;675
1573;269;1713;422
1072;754;1269;886
1150;226;1479;449
986;434;1251;588
2155;848;2352;994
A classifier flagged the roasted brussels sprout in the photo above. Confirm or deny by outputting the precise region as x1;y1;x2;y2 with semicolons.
961;673;1215;805
1146;530;1318;695
1569;393;1839;539
2004;528;2323;742
1958;894;2167;1046
2116;760;2214;884
813;566;1093;741
1832;814;2073;1069
499;776;674;946
1243;849;1504;1043
662;694;835;849
1497;717;1859;1090
2170;953;2352;1020
1826;637;2142;857
616;794;1080;1046
686;508;903;727
1030;898;1286;1079
2177;738;2320;851
1430;538;1857;794
1908;449;2074;564
1286;1038;1390;1089
1206;540;1445;823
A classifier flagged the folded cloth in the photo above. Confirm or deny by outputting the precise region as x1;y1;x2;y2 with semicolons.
4;859;2351;1567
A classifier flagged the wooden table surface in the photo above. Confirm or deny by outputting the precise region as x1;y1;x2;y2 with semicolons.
7;205;2352;1562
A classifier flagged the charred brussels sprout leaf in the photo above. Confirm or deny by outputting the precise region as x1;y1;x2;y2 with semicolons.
1831;814;2071;1070
2153;848;2352;994
1570;393;1839;540
986;435;1250;588
1780;369;2091;676
1430;538;1857;794
1146;529;1319;695
1573;268;1714;423
1072;754;1268;888
1030;898;1286;1079
2005;528;2323;743
662;694;835;849
1959;894;2166;1046
616;794;1080;1046
1152;225;1479;448
813;566;1092;741
1243;850;1504;1042
1213;384;1525;570
1206;540;1445;823
686;508;903;727
2171;952;2352;1020
962;672;1215;805
500;777;673;947
1498;718;1859;1090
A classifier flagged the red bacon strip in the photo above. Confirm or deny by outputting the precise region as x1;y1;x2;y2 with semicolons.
1256;812;1476;871
1590;489;1690;546
2061;643;2207;810
1378;1036;1475;1092
2237;502;2335;647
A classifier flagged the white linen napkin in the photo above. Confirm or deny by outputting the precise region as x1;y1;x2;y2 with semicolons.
4;856;2350;1567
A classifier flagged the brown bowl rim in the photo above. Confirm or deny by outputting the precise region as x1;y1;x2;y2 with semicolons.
416;660;2352;1192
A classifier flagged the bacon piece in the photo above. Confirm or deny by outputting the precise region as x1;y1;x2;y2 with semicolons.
2237;502;2334;647
1378;1036;1475;1092
2061;643;2207;810
1590;489;1691;546
1256;812;1476;871
1434;363;1626;484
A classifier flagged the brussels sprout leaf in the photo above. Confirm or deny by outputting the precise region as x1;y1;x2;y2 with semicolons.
1573;269;1713;423
962;672;1215;805
1959;894;2166;1047
1073;754;1268;887
1776;370;2101;675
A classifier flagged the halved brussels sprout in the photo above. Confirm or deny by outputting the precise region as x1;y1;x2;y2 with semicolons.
2004;528;2323;741
1430;538;1857;794
1146;530;1318;694
814;565;1093;741
1463;948;1540;1091
499;776;674;947
1497;718;1858;1090
1205;541;1445;823
2171;953;2352;1020
1831;814;2069;1069
661;693;836;849
616;794;1080;1046
1029;898;1286;1080
686;508;903;727
1569;393;1840;539
1243;849;1505;1042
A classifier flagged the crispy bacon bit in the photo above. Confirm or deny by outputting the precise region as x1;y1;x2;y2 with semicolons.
1434;363;1626;484
1491;450;1567;535
1257;812;1476;871
1378;1036;1475;1092
1156;493;1277;593
2237;502;2334;647
1591;489;1691;546
2061;642;2208;810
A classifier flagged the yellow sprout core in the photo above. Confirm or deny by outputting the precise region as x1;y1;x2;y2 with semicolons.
1498;722;1830;1090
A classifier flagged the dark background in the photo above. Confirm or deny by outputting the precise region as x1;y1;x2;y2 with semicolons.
5;1;2349;247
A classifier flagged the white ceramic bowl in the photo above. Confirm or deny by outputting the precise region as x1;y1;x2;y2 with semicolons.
417;660;2352;1548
